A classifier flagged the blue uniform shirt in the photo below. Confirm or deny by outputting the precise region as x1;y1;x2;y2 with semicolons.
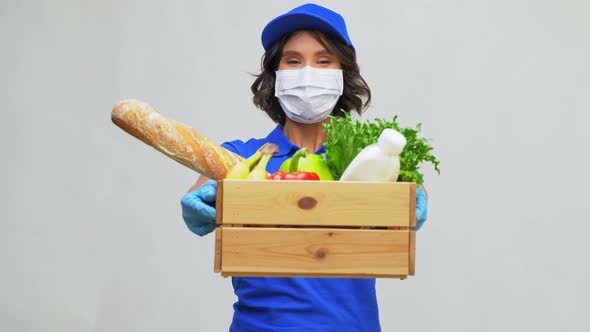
221;125;381;332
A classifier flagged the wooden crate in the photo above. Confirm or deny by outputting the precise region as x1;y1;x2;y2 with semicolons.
214;180;416;279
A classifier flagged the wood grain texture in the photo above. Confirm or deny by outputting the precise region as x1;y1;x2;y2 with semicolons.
215;180;223;225
214;228;222;273
410;183;417;228
221;180;412;227
409;230;416;275
220;272;409;278
220;227;410;277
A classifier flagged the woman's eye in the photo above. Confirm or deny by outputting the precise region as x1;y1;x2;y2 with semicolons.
286;59;300;64
317;59;332;65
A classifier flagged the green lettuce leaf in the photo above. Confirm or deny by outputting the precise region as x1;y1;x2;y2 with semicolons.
322;112;440;185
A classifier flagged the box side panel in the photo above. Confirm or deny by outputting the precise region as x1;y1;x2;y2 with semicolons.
220;272;409;278
214;228;222;273
221;228;410;277
409;183;416;275
409;230;416;275
221;180;411;227
216;180;223;225
410;183;416;227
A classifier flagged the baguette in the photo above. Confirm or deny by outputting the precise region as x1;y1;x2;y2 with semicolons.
111;99;243;180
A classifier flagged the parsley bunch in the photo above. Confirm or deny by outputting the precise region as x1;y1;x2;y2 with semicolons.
322;112;440;185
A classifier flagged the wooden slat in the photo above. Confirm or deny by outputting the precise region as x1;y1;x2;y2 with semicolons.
409;183;416;276
220;227;410;277
409;230;416;275
220;272;409;279
409;183;416;227
215;180;223;225
221;180;412;227
214;228;222;272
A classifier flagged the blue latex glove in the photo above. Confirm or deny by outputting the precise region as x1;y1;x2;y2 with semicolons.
413;186;428;231
180;180;217;236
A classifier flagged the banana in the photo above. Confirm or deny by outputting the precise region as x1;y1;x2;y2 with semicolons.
247;144;279;180
225;143;279;179
225;148;264;179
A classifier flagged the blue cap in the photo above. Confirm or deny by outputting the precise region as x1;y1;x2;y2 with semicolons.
261;3;354;52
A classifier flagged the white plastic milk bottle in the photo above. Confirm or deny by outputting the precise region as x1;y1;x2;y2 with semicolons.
339;128;407;182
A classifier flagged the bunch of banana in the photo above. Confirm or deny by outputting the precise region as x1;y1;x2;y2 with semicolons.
225;143;279;180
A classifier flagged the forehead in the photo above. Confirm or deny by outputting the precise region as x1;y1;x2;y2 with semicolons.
282;31;330;53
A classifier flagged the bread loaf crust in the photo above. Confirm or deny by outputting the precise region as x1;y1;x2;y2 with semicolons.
111;99;243;180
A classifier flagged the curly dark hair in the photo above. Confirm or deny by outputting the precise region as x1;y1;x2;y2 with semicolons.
251;30;371;125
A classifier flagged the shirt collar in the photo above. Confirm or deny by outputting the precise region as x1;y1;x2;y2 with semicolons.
266;125;326;157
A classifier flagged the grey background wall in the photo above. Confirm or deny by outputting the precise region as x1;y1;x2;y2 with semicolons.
2;0;589;331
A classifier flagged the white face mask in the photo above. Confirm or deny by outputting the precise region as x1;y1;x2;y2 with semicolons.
275;66;344;124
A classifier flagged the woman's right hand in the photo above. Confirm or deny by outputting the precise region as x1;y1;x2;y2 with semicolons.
180;179;217;236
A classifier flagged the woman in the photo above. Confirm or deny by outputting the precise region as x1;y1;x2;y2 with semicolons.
181;4;428;331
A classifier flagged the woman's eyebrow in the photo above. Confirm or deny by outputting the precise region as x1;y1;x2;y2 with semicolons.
315;49;333;56
281;49;333;57
281;50;301;57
